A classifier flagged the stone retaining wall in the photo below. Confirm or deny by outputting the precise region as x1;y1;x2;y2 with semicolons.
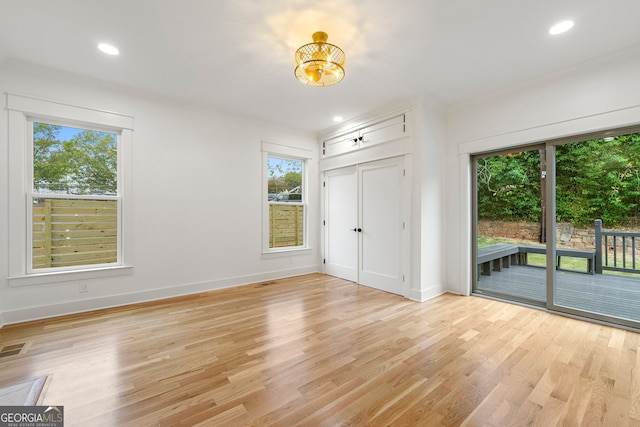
479;220;640;261
478;220;595;249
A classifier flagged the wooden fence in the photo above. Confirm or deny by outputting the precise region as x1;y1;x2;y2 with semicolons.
33;199;118;269
269;204;304;248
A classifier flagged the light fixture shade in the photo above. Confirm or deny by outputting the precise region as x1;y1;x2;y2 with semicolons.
295;32;345;86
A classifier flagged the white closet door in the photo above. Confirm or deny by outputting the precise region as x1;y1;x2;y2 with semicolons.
358;157;404;295
324;157;405;295
324;166;358;282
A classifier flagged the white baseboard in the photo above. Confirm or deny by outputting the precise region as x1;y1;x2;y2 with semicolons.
406;284;447;302
1;266;319;326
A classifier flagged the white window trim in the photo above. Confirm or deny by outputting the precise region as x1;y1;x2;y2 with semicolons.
261;141;312;254
6;94;134;286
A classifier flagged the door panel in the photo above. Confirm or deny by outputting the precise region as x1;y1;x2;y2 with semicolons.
359;157;404;295
324;167;358;282
324;157;405;295
323;130;360;158
359;114;405;147
473;148;546;305
552;135;640;327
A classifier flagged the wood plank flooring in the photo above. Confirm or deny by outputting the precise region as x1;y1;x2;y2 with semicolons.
1;273;639;426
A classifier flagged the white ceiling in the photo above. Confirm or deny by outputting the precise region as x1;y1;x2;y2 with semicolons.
1;0;640;132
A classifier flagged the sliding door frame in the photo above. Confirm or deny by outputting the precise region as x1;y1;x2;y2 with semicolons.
473;125;640;330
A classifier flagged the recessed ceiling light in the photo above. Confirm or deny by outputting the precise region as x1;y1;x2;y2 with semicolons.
549;20;574;35
98;43;119;55
333;116;344;122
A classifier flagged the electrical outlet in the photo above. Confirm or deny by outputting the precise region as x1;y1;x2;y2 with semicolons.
79;283;89;293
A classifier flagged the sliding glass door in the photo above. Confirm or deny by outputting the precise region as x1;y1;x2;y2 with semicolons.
473;146;547;305
473;130;640;329
551;132;640;327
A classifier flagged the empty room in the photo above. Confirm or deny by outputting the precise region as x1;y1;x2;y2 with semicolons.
1;1;640;425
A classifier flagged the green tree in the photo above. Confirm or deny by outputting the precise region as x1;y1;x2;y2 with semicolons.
556;134;640;227
477;132;640;228
33;123;117;195
476;151;541;222
66;130;117;194
283;171;302;189
267;157;302;194
33;123;67;191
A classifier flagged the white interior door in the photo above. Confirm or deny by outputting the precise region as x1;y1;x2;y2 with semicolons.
358;157;404;295
324;157;405;295
324;166;358;282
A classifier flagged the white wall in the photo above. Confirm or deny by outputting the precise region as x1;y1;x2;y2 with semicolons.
0;64;320;325
415;97;447;300
445;44;640;295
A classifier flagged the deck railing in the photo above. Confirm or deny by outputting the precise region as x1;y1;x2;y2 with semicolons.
478;219;640;278
594;219;640;274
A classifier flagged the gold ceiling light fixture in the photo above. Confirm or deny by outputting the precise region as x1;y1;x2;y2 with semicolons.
294;31;345;86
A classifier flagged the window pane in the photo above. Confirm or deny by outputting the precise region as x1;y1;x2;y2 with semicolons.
267;157;302;202
33;122;117;195
32;198;118;269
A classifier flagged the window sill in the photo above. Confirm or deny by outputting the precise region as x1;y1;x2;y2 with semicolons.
262;248;311;258
8;265;133;287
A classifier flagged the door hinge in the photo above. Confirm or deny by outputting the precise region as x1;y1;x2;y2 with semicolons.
403;222;405;230
403;169;406;176
323;181;326;187
323;258;326;264
323;220;326;226
402;274;405;282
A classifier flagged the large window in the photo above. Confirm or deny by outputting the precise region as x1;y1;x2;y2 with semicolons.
30;123;119;271
261;141;311;253
7;94;133;285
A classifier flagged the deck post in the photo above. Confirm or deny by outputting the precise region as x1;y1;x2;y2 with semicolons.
595;219;603;274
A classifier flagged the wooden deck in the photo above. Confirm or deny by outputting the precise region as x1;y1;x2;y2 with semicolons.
477;264;640;323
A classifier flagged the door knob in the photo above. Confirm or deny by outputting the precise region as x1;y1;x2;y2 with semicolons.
357;228;362;232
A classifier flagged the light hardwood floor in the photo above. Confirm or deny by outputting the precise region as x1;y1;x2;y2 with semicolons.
1;273;639;426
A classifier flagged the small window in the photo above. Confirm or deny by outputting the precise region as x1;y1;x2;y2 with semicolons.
267;156;305;249
30;122;120;271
